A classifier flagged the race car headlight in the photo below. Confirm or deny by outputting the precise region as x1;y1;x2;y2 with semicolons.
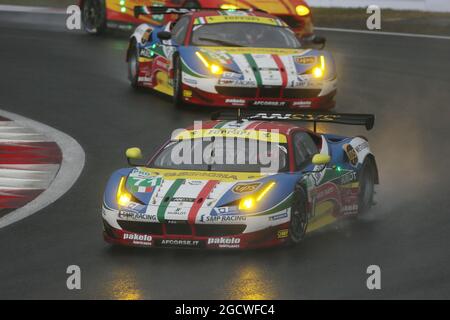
196;51;223;75
296;5;310;16
117;176;132;206
312;55;326;78
238;181;276;211
220;4;238;11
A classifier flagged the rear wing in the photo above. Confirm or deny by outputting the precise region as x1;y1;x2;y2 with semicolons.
134;6;265;18
211;110;375;131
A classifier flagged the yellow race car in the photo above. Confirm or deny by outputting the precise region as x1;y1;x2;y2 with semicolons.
79;0;315;38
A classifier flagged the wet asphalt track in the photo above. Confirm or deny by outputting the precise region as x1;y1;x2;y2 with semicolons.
0;11;450;299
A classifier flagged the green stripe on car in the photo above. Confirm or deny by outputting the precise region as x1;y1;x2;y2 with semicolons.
157;179;185;222
244;54;262;87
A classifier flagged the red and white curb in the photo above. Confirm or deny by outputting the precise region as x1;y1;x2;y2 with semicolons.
0;109;85;228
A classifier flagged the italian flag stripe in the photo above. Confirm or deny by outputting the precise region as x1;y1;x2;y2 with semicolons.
272;55;288;87
188;180;219;225
244;54;262;87
156;179;185;222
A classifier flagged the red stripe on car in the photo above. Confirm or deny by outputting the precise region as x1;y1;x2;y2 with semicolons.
188;180;219;226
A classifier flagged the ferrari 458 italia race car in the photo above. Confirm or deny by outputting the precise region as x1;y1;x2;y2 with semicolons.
127;7;337;109
102;111;378;249
79;0;315;38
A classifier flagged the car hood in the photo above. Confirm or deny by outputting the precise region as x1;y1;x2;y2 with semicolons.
181;46;332;86
122;167;299;221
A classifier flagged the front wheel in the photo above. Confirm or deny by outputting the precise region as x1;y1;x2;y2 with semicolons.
358;158;376;214
172;56;184;108
288;186;309;245
82;0;107;35
128;41;139;88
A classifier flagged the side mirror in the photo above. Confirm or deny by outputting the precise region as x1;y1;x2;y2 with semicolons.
126;147;143;166
157;31;172;41
301;35;326;49
312;154;331;166
313;35;326;46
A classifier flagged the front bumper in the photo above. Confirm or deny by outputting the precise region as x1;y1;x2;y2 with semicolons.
181;84;337;110
103;220;290;249
102;204;291;249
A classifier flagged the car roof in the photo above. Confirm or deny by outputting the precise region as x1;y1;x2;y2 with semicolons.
183;120;310;136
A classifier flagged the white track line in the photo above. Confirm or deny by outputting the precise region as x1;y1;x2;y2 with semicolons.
0;5;65;14
315;27;450;40
0;109;85;229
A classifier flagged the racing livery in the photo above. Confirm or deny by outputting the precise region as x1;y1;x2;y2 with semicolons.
102;111;379;249
79;0;314;38
127;9;337;109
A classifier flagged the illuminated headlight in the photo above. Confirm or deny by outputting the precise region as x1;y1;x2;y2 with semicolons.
117;176;132;206
312;55;326;79
296;5;310;16
238;181;276;211
196;51;223;76
220;4;238;10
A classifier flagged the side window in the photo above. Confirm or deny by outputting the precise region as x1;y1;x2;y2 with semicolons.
293;132;319;169
171;17;190;44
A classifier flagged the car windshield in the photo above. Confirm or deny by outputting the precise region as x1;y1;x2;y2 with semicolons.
191;23;300;48
149;138;289;173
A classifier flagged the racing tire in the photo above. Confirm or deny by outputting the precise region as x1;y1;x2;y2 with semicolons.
172;55;185;108
358;158;376;214
82;0;107;35
128;41;140;89
288;185;309;245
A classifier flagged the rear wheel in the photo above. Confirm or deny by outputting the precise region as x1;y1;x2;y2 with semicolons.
172;55;184;108
288;186;308;244
358;158;376;214
128;41;139;88
82;0;107;35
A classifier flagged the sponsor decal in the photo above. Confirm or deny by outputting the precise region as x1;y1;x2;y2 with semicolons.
183;90;192;98
251;101;287;107
218;79;256;86
292;101;312;108
232;182;261;194
140;48;154;58
202;16;284;26
138;76;152;82
158;239;201;247
225;98;246;106
268;212;288;221
354;141;369;153
277;229;289;239
166;207;188;215
200;215;246;222
171;197;196;203
118;210;157;222
123;233;152;242
344;144;358;166
207;237;241;248
295;56;316;65
337;171;357;185
222;72;244;80
188;180;202;185
174;128;287;143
